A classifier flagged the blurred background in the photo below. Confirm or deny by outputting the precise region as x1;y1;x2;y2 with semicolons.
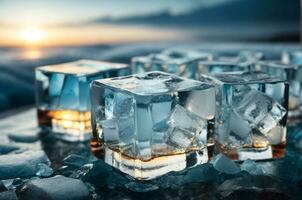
0;0;300;113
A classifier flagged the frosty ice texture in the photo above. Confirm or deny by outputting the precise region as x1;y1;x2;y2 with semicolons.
35;59;130;141
132;49;212;79
91;71;216;180
249;61;302;119
200;71;288;160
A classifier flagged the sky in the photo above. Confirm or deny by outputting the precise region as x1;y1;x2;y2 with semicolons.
0;0;234;47
0;0;298;47
0;0;226;25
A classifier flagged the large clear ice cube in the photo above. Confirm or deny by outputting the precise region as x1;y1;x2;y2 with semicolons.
249;61;302;119
91;71;216;179
35;59;130;141
132;49;212;79
200;71;288;161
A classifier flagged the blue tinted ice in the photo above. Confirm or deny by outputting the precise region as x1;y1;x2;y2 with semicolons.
212;154;240;174
238;50;264;62
215;50;264;63
282;51;302;65
35;59;130;141
249;61;302;118
91;71;216;179
198;61;247;74
132;49;212;79
36;59;130;112
200;71;288;160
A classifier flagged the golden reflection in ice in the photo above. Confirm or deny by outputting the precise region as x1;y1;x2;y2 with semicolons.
49;110;91;132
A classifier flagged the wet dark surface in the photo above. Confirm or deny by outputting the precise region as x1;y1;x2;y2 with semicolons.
0;108;302;199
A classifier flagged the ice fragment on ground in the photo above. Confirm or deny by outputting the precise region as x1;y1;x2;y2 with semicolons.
19;175;90;200
63;154;89;167
212;154;240;174
0;150;50;179
36;163;53;177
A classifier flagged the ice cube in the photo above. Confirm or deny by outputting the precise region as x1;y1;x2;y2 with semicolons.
36;60;130;141
91;71;215;179
167;105;207;149
201;71;288;160
181;87;216;119
168;105;205;132
132;49;212;78
249;61;301;118
236;89;286;134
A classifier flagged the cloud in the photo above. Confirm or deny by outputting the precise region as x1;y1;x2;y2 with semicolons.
87;0;299;27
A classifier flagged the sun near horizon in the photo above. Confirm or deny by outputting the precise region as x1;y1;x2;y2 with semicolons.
20;27;45;44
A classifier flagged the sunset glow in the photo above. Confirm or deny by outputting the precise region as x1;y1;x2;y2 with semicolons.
21;27;45;43
0;0;197;47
